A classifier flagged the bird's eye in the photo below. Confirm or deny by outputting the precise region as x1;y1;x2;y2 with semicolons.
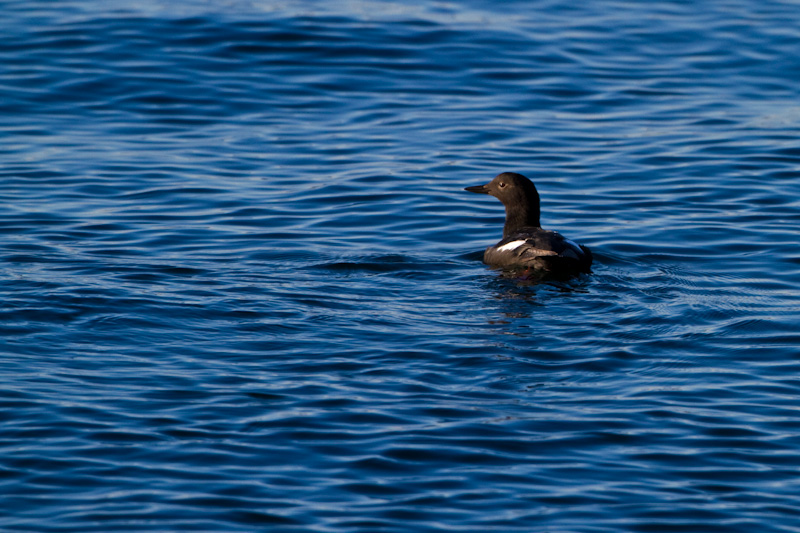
498;182;506;188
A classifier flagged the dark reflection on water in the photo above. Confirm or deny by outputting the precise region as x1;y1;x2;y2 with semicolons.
2;0;800;531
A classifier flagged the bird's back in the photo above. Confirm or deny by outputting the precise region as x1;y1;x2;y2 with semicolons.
484;227;592;273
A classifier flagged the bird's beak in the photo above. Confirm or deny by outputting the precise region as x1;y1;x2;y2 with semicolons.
464;183;490;194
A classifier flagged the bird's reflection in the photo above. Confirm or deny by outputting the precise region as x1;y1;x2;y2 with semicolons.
481;269;592;324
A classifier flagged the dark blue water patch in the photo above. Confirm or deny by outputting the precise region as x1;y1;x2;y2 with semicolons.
3;0;800;532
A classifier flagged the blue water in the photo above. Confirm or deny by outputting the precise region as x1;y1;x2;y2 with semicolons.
3;0;800;531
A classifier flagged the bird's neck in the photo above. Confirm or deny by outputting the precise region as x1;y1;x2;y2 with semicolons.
503;205;540;238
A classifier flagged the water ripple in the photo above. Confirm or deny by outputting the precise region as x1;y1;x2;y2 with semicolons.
3;0;800;532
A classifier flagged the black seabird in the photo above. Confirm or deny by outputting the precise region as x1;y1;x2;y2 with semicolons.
465;172;592;275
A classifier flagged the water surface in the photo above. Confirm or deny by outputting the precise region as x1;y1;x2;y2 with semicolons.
2;1;800;531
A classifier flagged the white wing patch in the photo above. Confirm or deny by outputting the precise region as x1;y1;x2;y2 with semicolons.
497;240;527;252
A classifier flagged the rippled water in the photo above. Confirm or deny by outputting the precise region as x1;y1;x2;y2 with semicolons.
3;0;800;531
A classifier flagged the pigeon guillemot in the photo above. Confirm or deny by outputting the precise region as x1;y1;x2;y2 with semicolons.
465;172;592;275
